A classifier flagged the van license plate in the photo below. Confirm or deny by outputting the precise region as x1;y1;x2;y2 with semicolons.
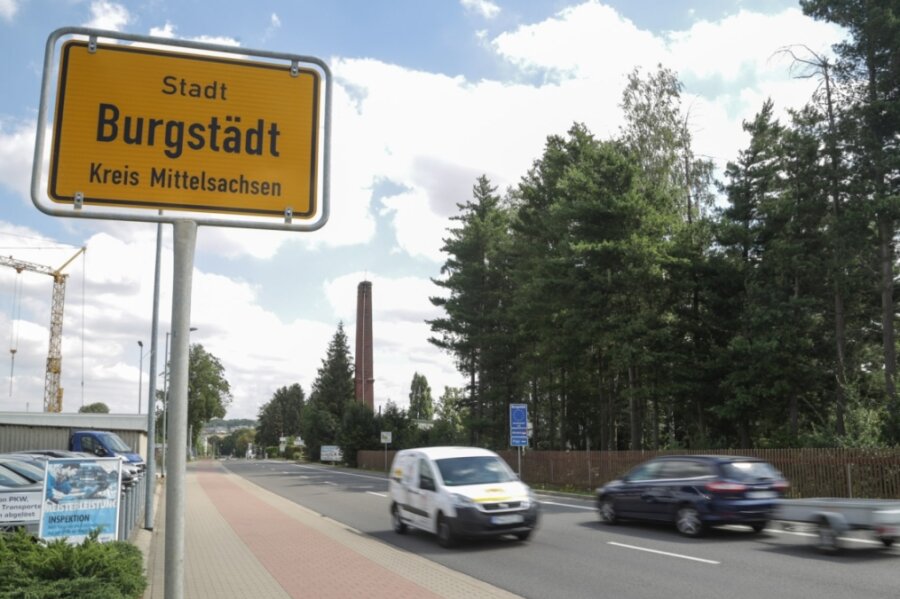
492;514;524;525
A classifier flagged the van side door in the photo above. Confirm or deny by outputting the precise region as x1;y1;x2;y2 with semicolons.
396;453;419;526
411;457;440;533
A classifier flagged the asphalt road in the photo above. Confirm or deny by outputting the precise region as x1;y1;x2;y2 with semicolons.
223;460;899;599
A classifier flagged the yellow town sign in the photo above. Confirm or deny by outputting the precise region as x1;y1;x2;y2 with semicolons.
49;41;320;218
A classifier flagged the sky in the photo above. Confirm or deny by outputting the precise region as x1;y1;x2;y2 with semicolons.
0;0;844;420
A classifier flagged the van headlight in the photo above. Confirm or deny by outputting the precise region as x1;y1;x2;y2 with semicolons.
451;494;475;508
521;490;537;509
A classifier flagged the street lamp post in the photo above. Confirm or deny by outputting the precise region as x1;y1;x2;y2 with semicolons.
161;327;197;476
161;332;169;476
137;340;144;414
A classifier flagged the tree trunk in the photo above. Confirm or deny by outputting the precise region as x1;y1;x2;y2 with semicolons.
628;365;641;450
878;215;896;404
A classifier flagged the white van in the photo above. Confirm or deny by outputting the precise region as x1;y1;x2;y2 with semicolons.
388;446;539;547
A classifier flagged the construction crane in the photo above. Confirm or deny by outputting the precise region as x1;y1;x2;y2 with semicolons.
1;247;86;412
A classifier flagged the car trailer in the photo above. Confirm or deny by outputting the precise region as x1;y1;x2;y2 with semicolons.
774;498;900;551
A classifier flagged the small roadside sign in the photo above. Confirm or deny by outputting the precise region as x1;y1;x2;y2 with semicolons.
320;445;343;462
510;403;528;447
380;431;392;445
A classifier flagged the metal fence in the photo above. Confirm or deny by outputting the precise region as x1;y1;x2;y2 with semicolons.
358;447;900;499
118;473;147;541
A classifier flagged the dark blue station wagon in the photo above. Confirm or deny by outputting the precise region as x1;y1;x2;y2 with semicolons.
596;455;789;537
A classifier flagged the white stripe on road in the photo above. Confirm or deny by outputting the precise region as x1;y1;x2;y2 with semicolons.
539;500;594;510
367;491;387;498
608;542;720;565
293;464;388;482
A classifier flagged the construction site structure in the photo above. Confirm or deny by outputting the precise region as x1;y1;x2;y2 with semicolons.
1;247;85;412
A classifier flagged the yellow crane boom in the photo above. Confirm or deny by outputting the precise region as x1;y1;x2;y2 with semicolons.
1;247;85;412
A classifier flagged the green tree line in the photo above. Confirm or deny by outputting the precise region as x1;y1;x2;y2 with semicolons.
251;323;471;466
428;1;900;451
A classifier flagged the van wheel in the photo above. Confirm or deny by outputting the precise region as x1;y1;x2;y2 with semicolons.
437;514;456;548
391;504;407;535
750;521;766;533
515;530;532;542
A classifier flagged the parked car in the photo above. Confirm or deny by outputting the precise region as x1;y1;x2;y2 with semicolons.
0;454;46;484
389;446;540;547
0;463;39;490
596;455;789;537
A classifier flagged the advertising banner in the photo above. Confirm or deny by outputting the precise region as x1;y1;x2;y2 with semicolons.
0;489;42;529
39;457;122;544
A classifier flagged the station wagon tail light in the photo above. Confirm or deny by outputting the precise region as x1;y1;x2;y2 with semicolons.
772;481;790;491
705;481;748;493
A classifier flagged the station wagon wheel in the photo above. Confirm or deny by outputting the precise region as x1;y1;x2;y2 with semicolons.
391;504;407;535
675;506;704;537
515;530;532;542
879;537;894;548
599;498;618;525
750;522;766;533
437;514;456;548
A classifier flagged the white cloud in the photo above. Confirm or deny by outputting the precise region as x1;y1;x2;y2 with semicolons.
83;1;132;31
149;22;176;38
263;12;282;42
461;0;501;19
0;119;37;203
0;0;19;21
492;1;666;78
147;21;240;50
487;2;843;169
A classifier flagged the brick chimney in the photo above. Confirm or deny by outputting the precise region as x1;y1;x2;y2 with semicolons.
354;281;374;410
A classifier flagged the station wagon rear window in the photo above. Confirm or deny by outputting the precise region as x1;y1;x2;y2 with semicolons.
720;461;782;482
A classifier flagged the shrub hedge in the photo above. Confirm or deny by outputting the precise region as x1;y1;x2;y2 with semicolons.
0;529;146;599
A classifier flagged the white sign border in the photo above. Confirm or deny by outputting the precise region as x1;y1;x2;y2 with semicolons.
32;27;332;232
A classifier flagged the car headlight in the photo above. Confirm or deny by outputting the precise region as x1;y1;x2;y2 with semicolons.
451;494;475;507
521;489;538;509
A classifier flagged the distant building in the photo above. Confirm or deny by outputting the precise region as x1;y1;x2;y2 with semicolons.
354;281;374;411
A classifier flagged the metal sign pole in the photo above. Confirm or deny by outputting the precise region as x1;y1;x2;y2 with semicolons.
164;220;196;599
144;221;163;529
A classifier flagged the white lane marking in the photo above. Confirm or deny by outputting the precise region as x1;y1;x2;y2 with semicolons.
367;491;387;498
293;464;389;483
540;500;594;510
608;542;720;565
323;481;337;486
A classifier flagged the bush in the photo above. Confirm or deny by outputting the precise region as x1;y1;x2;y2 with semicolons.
0;529;146;599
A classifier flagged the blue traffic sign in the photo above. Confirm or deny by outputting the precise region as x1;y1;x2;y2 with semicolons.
510;403;528;447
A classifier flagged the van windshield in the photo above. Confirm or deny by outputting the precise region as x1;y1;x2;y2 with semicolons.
435;456;516;487
98;433;132;452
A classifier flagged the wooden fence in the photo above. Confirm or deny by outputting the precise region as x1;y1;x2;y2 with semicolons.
357;447;900;499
